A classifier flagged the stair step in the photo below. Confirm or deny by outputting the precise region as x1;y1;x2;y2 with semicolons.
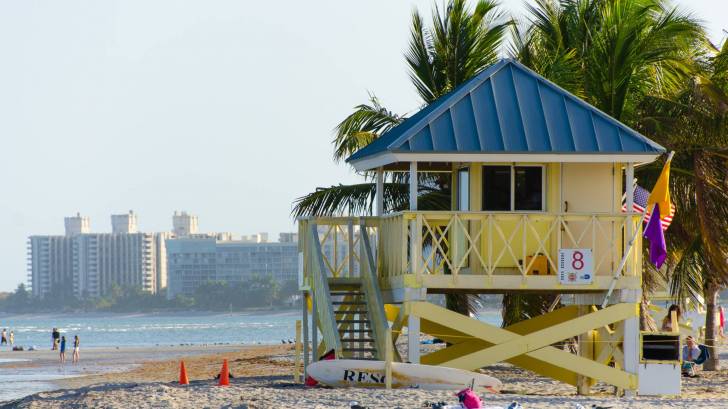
343;347;377;352
330;291;364;296
332;301;366;305
341;338;375;343
336;319;370;324
338;329;372;333
334;311;368;315
328;278;362;289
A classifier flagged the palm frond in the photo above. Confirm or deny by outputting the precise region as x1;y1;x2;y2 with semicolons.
292;183;407;218
291;176;452;218
406;0;509;103
666;234;705;308
501;292;560;327
332;94;404;163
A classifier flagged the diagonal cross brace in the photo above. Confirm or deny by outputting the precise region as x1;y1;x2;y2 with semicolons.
409;301;638;390
439;303;636;368
421;309;583;386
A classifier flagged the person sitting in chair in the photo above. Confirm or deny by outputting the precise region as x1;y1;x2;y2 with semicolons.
682;336;708;377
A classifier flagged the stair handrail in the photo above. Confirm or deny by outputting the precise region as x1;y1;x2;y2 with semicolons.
308;222;343;358
359;223;389;360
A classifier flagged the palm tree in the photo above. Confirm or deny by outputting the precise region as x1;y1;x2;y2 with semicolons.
293;0;509;316
295;0;508;217
638;41;728;370
513;0;704;120
510;0;705;327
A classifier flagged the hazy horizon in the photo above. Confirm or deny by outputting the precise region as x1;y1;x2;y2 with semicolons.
1;0;725;292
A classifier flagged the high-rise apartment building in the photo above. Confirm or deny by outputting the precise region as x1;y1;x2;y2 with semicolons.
27;235;75;297
29;211;300;301
172;211;198;237
166;236;299;299
165;232;357;300
64;213;90;236
111;211;138;234
28;213;164;298
239;232;268;243
278;232;298;243
73;232;159;297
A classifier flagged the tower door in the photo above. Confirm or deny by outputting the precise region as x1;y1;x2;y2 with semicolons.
561;163;619;276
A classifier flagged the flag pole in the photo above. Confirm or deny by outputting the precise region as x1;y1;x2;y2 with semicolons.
601;210;649;308
665;151;675;163
600;151;674;308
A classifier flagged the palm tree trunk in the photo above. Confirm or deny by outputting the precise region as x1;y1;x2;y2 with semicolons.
703;284;720;370
639;297;658;331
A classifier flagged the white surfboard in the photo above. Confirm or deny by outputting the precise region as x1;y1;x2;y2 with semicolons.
307;359;501;392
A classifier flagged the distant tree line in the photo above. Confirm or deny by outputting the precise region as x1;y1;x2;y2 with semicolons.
0;275;300;313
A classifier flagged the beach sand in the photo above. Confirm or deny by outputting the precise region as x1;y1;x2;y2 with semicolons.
4;344;728;408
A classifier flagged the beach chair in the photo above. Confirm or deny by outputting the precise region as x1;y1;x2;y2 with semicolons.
682;345;709;376
693;344;710;365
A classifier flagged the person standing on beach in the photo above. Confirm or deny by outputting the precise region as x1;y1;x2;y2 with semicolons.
1;329;7;345
72;335;80;364
9;331;14;346
59;336;66;364
661;304;682;331
52;328;60;350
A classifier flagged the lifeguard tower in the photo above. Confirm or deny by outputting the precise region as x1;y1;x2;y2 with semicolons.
299;59;679;395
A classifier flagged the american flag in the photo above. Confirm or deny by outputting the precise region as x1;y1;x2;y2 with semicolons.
621;185;675;230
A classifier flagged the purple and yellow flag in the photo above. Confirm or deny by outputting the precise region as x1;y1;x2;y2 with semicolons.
643;154;673;268
646;157;672;219
644;205;667;268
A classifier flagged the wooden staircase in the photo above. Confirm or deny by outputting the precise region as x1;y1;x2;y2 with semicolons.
305;221;388;361
330;279;377;359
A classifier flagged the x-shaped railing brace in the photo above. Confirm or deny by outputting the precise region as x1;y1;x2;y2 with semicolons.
392;302;638;390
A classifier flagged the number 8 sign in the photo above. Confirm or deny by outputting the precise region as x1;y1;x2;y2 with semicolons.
558;249;594;284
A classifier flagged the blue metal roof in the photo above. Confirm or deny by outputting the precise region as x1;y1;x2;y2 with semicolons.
346;59;665;166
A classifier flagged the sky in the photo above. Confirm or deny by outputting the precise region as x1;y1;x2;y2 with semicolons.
0;0;725;291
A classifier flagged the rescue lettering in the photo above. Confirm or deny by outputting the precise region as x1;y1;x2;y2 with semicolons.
342;369;385;384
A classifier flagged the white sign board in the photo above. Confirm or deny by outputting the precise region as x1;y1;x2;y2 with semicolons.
558;249;593;284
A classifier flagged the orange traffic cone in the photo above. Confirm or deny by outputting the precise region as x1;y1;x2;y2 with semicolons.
218;359;230;386
179;361;189;385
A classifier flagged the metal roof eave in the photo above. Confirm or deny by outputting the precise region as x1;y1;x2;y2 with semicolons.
349;151;663;172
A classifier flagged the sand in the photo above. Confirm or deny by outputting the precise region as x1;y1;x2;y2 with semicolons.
4;344;728;408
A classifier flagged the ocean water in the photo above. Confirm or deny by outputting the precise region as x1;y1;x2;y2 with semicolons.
0;310;301;349
0;373;76;402
0;309;502;349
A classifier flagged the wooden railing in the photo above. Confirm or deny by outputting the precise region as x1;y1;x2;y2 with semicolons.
298;217;379;286
359;226;388;359
300;211;641;288
379;211;641;280
303;222;342;357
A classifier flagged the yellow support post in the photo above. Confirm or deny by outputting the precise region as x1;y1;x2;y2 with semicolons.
294;320;302;383
385;327;393;389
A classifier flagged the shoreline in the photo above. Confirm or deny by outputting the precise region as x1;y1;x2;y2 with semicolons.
4;344;728;408
0;344;267;403
0;309;300;354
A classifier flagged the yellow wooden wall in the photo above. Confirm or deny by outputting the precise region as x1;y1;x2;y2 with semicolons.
450;162;624;275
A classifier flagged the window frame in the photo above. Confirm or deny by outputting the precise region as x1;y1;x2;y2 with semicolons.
482;164;546;213
457;167;470;211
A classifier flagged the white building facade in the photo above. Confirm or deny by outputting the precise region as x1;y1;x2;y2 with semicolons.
28;211;299;300
172;211;198;237
28;213;165;298
166;237;302;299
